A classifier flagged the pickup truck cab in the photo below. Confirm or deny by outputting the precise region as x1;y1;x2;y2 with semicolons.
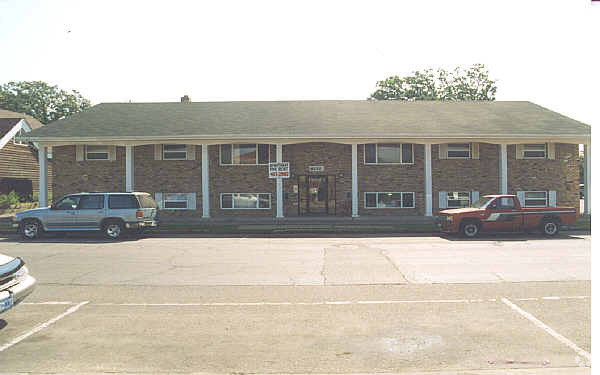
439;194;577;238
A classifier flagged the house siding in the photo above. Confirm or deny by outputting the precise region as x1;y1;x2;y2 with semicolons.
0;140;53;196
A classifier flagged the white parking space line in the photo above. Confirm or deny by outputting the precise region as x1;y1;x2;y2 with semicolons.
22;301;75;305
0;301;89;353
501;297;591;362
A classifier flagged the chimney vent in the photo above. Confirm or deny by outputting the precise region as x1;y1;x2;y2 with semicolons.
181;95;191;103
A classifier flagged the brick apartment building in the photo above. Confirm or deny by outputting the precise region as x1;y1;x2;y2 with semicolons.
21;100;591;219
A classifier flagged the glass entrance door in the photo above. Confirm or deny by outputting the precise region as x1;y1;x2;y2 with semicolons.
298;175;336;215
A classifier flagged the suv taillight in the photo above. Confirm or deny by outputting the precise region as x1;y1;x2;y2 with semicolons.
136;210;143;218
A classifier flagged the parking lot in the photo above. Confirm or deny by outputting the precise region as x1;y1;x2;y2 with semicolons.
0;233;591;374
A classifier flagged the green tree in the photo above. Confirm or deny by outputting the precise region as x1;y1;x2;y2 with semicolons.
369;64;497;101
0;81;91;124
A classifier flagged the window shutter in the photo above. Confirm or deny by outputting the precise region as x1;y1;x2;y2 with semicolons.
547;143;555;160
516;144;524;159
154;145;163;160
438;144;448;159
155;193;163;209
548;190;557;207
76;145;84;161
471;191;479;204
516;191;525;207
108;146;117;161
187;193;197;210
186;145;196;160
471;143;479;159
438;191;447;209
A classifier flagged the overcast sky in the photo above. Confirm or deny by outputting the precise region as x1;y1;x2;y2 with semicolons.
0;0;598;128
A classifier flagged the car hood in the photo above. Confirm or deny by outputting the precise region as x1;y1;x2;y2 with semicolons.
15;207;51;217
440;207;483;215
0;253;15;266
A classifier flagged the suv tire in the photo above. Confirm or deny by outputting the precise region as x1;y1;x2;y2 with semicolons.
103;220;124;240
21;219;42;240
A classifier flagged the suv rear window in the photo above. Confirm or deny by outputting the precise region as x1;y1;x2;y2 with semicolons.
108;195;139;209
137;194;158;209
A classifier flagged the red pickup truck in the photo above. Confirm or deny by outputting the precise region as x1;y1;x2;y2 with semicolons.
439;195;577;238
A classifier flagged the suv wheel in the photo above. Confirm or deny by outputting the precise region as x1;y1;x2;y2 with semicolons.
103;220;123;240
21;219;42;240
461;221;480;238
542;219;560;236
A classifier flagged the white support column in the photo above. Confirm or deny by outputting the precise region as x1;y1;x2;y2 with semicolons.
584;143;591;215
352;144;359;217
38;146;48;207
276;144;284;218
202;145;210;218
424;144;432;216
125;146;134;192
499;144;508;194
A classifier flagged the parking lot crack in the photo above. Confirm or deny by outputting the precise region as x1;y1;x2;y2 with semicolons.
321;246;327;286
377;248;409;283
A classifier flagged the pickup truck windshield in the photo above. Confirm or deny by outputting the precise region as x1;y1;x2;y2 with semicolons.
471;197;495;209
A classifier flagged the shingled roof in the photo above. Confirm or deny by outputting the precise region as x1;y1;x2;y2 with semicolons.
0;109;44;130
21;100;591;145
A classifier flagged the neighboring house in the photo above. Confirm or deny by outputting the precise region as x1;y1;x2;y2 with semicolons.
21;100;591;218
0;109;53;198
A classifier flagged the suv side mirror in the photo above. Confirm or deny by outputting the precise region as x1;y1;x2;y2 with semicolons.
50;203;56;210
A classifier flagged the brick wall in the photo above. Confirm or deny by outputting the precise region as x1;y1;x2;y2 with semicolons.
432;143;500;213
51;142;580;217
358;144;425;216
53;145;122;201
508;143;580;213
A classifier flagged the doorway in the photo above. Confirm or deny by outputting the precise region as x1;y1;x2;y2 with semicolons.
298;175;336;215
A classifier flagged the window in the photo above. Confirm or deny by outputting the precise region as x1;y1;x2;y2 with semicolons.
85;145;109;160
108;195;139;209
523;144;546;159
55;195;81;210
220;144;271;165
524;191;548;207
163;193;189;209
220;193;271;209
77;195;104;209
13;128;27;146
364;192;415;208
364;143;413;164
446;192;471;208
498;197;515;209
163;144;188;160
447;143;471;158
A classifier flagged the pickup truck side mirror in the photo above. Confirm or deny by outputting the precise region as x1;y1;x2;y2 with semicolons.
50;204;56;210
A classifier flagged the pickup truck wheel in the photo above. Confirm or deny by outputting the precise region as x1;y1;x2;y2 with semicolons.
103;220;123;240
461;221;480;238
21;219;42;240
542;220;560;236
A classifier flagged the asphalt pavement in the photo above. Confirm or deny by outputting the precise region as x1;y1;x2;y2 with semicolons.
0;233;592;374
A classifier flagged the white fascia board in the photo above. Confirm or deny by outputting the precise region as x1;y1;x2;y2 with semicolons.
0;119;26;150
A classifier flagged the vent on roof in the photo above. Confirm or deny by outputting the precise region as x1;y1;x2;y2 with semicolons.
181;95;191;103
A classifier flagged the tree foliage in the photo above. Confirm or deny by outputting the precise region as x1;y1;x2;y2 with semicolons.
0;81;91;124
369;64;497;101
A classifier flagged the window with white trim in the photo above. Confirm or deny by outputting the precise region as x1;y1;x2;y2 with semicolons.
447;143;471;158
163;144;187;160
364;143;413;164
524;191;548;207
446;192;471;208
523;144;546;159
85;145;109;160
220;144;271;165
220;193;271;209
13;128;27;146
364;192;415;208
163;193;189;209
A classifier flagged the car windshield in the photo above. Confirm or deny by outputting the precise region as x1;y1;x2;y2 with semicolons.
470;196;496;209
